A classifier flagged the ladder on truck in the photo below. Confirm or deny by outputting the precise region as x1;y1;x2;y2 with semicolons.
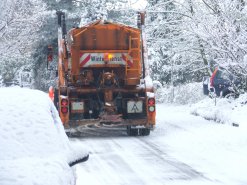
125;35;141;85
125;11;146;85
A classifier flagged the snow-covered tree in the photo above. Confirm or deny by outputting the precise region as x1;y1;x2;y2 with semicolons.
146;0;195;85
147;0;247;89
0;0;47;86
189;0;247;76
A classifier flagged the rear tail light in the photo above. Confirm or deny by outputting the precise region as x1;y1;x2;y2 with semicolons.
61;99;68;106
148;98;155;106
61;107;68;114
60;98;69;114
148;98;156;113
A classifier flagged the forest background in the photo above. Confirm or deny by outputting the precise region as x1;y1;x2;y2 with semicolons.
1;0;247;92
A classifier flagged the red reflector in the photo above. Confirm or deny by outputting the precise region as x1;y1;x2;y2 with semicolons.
47;55;53;62
148;98;155;105
61;99;68;106
61;107;68;114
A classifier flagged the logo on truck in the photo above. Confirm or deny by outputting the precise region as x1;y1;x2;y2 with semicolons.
80;53;133;67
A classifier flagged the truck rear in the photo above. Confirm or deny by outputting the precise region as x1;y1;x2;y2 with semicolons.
52;12;155;136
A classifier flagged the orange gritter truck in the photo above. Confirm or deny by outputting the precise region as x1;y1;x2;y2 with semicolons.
50;11;156;136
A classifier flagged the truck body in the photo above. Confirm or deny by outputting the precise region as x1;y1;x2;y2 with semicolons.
54;12;155;136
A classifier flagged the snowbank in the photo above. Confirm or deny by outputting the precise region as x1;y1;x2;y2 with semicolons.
191;93;247;129
153;104;247;185
0;87;70;160
155;82;206;104
0;87;88;185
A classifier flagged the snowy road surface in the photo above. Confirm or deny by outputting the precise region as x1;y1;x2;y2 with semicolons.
71;104;247;185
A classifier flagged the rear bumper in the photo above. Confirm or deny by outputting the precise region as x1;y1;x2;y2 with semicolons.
65;118;155;129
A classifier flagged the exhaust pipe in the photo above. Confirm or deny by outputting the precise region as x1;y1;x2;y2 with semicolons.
138;11;147;78
56;11;67;38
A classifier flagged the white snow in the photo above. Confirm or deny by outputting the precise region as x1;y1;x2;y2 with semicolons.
74;88;247;185
144;75;154;89
130;0;147;10
191;93;247;128
0;87;88;185
1;85;247;185
146;91;155;98
155;82;205;104
154;104;247;185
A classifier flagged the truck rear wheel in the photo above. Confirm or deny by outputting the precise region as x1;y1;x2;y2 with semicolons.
54;88;58;110
127;126;138;136
127;127;150;136
203;76;209;95
140;128;150;136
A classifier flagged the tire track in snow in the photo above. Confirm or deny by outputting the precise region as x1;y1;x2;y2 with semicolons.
72;127;218;185
75;137;147;185
67;126;127;138
136;138;209;180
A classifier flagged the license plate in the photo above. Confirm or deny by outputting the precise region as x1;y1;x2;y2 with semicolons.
71;102;84;111
127;101;143;113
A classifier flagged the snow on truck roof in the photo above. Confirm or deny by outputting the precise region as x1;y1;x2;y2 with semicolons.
78;19;139;30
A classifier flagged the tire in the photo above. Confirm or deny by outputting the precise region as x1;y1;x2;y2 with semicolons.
126;126;131;136
203;76;209;95
126;126;138;136
66;131;81;137
225;93;237;100
140;128;150;136
221;88;231;98
65;131;72;137
203;84;209;95
54;88;59;110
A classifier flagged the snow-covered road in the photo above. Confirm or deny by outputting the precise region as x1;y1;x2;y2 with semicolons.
71;104;247;185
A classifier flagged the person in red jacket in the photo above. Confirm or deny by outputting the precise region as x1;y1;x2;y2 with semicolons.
210;67;218;88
